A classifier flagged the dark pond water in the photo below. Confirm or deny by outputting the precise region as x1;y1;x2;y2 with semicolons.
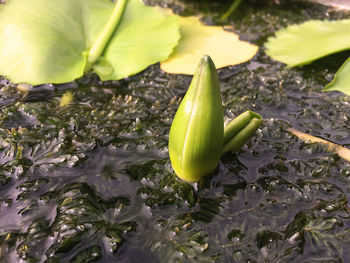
1;1;350;262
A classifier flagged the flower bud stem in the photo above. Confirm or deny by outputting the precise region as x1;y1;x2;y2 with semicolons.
87;0;127;66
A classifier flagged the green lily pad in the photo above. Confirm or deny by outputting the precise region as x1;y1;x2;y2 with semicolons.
265;19;350;67
0;0;180;85
96;0;179;81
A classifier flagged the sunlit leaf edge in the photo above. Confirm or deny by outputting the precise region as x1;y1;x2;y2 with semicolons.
323;56;350;96
265;19;350;67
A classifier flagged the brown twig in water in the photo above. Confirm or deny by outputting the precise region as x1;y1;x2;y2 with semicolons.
287;127;350;162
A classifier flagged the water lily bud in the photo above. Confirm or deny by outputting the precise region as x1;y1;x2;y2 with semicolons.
169;55;224;183
221;110;262;154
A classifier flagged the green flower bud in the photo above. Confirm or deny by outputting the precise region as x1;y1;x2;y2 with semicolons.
168;56;263;183
169;55;224;183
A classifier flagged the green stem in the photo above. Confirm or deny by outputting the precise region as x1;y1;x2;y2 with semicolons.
87;0;127;65
220;0;243;20
221;110;262;155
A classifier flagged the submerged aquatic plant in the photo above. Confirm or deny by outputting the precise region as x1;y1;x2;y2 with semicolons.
220;0;244;20
169;55;262;183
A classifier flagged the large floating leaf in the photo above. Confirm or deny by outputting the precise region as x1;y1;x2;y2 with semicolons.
160;13;258;75
0;0;179;85
95;0;180;81
265;19;350;67
0;0;88;84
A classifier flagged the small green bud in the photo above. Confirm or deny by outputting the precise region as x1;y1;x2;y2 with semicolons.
169;55;224;183
222;110;262;154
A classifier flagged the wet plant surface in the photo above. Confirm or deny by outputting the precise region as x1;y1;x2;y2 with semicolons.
1;1;350;262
